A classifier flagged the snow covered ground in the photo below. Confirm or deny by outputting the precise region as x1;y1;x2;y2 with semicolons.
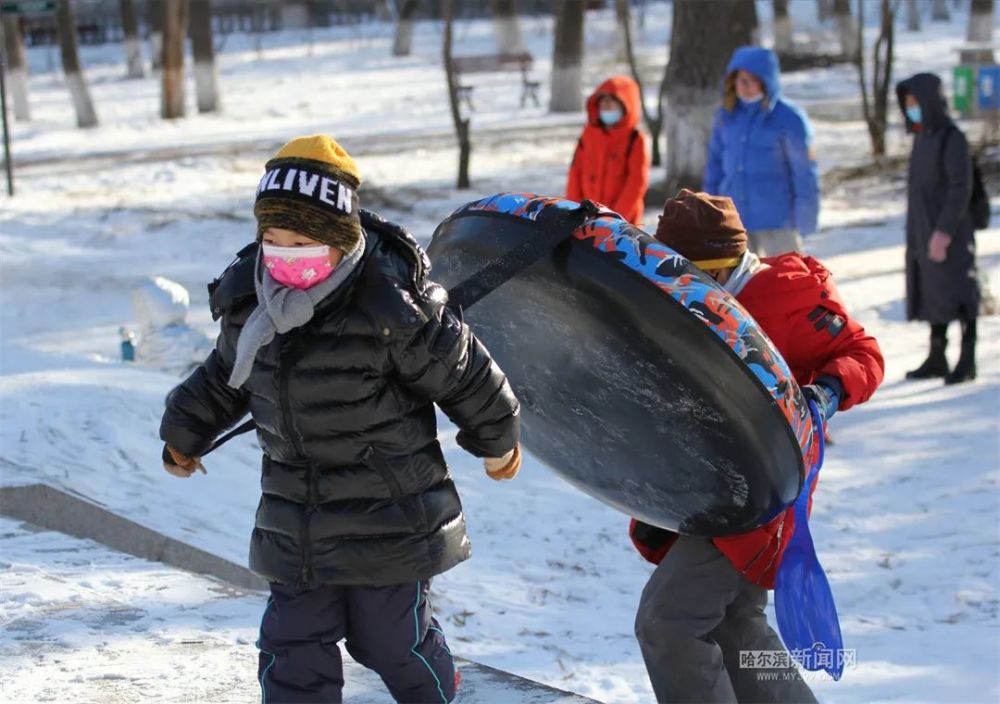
2;4;999;704
0;515;269;703
0;517;593;703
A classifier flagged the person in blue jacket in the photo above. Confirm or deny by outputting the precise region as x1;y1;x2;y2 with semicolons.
703;46;820;256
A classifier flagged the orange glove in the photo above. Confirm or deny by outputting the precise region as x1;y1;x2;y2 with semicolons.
162;444;206;478
484;444;521;481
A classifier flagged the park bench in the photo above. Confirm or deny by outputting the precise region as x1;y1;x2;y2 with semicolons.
77;21;109;46
24;18;56;46
451;51;540;112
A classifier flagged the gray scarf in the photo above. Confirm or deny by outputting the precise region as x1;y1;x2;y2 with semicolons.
227;236;365;389
722;252;764;297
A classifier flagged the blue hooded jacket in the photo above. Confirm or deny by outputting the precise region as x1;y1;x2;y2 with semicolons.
703;47;820;235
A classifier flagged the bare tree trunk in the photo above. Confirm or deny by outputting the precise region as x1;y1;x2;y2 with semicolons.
2;17;30;121
56;0;98;128
833;0;859;59
615;0;629;61
374;0;394;21
492;0;524;54
617;0;667;166
279;0;309;28
906;0;922;30
931;0;950;20
817;0;834;22
964;0;994;62
268;0;282;31
748;0;761;44
857;0;896;156
250;2;266;57
443;0;470;188
120;0;144;78
150;0;165;71
773;0;793;54
190;0;220;112
874;0;896;155
968;0;993;35
161;0;188;119
550;0;585;113
393;0;419;56
665;0;755;192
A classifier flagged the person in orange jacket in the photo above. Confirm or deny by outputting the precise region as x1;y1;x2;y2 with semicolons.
631;190;884;703
566;75;650;226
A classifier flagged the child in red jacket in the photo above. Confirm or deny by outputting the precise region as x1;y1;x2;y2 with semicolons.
631;190;884;703
566;75;650;226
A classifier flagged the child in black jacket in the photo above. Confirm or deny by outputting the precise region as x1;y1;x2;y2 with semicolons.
160;135;521;703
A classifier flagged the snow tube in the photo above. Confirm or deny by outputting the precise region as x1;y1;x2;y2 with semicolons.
427;193;815;536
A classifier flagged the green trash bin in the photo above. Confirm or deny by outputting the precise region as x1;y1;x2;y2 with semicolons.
953;65;976;115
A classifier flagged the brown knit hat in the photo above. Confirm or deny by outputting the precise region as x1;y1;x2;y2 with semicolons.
254;135;363;253
654;189;748;267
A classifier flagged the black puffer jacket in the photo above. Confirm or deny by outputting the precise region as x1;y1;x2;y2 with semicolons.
160;211;520;588
897;73;979;324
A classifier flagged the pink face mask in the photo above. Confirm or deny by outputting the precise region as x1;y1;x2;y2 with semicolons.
262;244;335;290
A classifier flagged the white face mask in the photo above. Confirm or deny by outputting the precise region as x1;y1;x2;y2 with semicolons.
740;93;765;104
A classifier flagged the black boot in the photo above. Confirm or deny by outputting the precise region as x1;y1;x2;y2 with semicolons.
906;324;949;379
945;317;977;385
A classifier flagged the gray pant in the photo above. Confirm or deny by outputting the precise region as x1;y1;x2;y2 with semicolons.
749;229;803;258
635;536;818;704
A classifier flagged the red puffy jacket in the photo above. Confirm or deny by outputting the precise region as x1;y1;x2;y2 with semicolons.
566;75;650;226
629;253;884;588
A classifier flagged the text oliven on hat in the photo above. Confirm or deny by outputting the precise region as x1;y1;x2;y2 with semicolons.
254;135;364;254
655;189;748;266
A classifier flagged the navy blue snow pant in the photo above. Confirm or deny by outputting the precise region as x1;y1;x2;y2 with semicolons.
257;580;456;704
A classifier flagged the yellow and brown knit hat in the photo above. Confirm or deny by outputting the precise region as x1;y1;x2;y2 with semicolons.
254;135;363;253
655;189;748;268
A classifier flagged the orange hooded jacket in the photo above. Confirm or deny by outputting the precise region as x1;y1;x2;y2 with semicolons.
566;75;650;226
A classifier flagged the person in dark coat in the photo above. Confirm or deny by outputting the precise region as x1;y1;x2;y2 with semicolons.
896;72;980;384
159;135;521;703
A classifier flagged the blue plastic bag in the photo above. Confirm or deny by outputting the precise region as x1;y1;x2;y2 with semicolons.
774;400;845;681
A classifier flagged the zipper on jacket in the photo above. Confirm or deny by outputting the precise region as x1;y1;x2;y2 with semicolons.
362;446;427;532
279;336;306;459
279;334;314;589
739;512;786;579
755;515;787;578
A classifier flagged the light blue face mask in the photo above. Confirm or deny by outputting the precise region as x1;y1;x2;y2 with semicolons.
740;93;765;105
906;105;922;124
599;109;623;126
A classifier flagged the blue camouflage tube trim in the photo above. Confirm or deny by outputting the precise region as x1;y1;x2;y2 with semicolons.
451;192;816;468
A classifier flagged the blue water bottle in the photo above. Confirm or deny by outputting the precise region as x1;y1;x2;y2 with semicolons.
120;327;136;362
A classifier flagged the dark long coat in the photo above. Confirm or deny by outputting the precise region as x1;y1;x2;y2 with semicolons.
896;73;979;324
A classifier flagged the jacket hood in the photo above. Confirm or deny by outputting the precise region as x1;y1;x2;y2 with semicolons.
726;46;781;103
586;75;642;131
896;72;950;133
737;253;830;315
